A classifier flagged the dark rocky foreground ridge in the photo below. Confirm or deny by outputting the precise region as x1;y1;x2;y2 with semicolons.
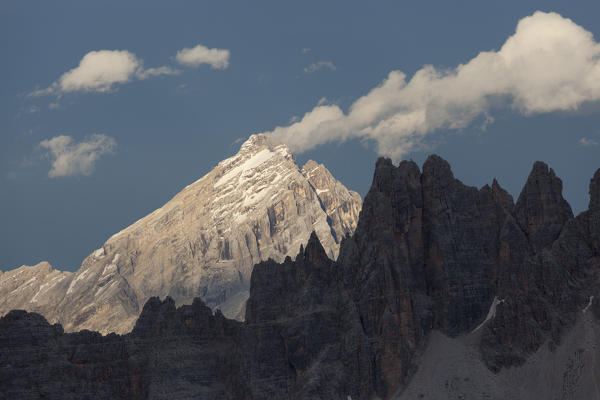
1;155;599;399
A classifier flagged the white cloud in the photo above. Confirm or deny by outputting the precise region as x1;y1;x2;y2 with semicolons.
317;97;328;106
59;50;140;92
301;48;311;54
135;66;180;80
304;61;336;73
175;44;230;69
39;134;116;177
31;50;179;95
264;11;600;160
579;137;599;146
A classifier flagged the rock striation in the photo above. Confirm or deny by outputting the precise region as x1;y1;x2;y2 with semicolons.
1;155;599;399
0;262;73;326
0;134;361;334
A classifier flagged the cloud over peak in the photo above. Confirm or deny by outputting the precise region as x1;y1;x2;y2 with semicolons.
175;44;230;69
265;11;600;160
40;134;116;177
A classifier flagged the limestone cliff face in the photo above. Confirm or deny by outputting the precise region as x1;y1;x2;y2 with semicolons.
0;262;73;325
0;298;248;400
301;160;362;243
243;156;600;398
0;134;361;334
578;168;600;255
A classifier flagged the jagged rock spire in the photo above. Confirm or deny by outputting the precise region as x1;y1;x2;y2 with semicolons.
590;168;600;211
514;161;573;250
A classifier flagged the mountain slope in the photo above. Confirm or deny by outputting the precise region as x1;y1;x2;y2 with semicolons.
0;134;361;334
2;155;599;399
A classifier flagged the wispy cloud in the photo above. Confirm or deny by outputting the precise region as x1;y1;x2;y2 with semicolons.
135;66;180;80
579;137;599;146
301;48;311;54
31;50;179;96
317;97;328;106
175;44;230;69
304;61;336;74
175;83;190;94
39;134;116;177
265;11;600;160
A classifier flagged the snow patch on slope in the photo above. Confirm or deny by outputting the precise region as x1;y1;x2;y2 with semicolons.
215;148;276;187
472;297;505;333
30;275;67;303
66;268;91;295
583;296;594;313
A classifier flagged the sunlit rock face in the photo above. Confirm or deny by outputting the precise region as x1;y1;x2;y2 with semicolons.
0;262;73;326
0;134;361;334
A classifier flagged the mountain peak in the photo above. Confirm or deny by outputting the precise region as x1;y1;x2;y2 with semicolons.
514;161;573;249
302;231;328;263
239;133;286;154
0;134;361;335
422;154;454;181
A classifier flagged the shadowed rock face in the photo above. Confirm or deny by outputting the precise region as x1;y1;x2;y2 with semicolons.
0;298;248;400
578;168;600;255
1;155;599;400
513;161;574;250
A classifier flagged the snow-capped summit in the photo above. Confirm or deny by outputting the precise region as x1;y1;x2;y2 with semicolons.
0;135;362;334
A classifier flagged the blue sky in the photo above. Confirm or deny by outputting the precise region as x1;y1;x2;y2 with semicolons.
1;0;600;271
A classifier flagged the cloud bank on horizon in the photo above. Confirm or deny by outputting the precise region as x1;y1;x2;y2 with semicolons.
264;11;600;160
40;134;116;177
32;43;229;96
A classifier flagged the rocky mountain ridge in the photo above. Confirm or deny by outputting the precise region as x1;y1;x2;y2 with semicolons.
1;155;599;399
0;134;361;333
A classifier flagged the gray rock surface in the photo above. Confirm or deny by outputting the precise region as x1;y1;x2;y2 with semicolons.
241;157;600;398
0;297;248;400
0;262;73;325
393;310;600;400
0;134;361;334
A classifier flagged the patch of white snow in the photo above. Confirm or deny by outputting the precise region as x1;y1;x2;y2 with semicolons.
583;296;594;313
30;275;66;303
215;149;275;187
471;297;505;333
66;268;91;295
102;264;117;276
